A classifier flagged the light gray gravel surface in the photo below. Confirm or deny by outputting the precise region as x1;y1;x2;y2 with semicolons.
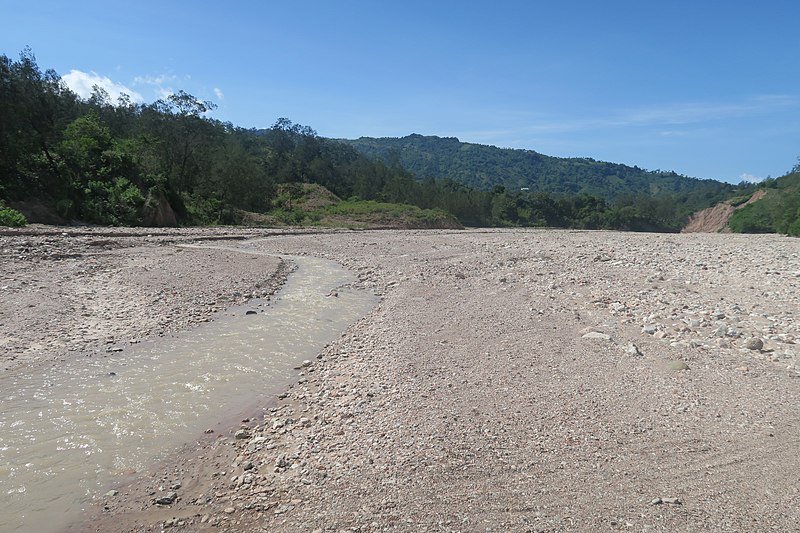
26;228;800;532
0;226;300;374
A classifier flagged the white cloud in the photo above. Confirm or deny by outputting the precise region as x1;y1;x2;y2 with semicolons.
738;172;764;183
658;130;689;137
133;73;186;101
62;70;143;104
463;95;800;141
156;87;175;100
133;74;176;86
618;95;800;127
213;87;224;100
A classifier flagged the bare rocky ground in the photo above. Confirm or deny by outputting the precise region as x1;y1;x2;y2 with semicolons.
3;227;800;532
0;226;304;373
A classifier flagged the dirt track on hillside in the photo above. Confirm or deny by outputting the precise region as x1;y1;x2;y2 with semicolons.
4;227;800;532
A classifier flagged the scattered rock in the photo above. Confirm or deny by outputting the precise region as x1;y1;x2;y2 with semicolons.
582;332;612;341
234;429;251;439
651;497;681;505
743;337;764;351
626;343;643;356
667;361;689;371
154;491;177;505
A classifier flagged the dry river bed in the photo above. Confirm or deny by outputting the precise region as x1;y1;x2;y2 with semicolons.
3;227;800;532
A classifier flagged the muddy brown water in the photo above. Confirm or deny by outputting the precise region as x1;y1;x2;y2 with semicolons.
0;253;377;533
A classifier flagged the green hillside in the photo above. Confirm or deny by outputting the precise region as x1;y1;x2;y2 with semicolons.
342;134;744;214
0;48;761;233
728;169;800;235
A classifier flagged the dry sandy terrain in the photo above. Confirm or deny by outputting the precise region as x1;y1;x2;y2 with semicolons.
3;227;800;532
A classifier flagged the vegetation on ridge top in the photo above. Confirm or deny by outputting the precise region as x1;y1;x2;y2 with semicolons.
1;47;786;233
342;134;751;220
727;168;800;235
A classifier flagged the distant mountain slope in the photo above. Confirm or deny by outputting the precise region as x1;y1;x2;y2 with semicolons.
341;134;737;202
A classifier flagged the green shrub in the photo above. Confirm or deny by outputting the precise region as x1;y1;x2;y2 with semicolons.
788;218;800;237
55;198;75;219
81;178;145;226
183;194;240;225
0;207;28;227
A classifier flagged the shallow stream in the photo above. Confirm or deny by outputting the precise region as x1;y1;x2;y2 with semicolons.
0;252;376;532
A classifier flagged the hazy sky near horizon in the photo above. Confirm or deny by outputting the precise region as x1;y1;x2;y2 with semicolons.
4;0;800;183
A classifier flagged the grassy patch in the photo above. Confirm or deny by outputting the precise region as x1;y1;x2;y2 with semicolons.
318;200;462;229
243;188;462;230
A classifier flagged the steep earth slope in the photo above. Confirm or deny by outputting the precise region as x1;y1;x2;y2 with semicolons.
682;189;767;233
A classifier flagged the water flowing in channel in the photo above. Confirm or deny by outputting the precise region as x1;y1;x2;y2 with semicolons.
0;254;377;533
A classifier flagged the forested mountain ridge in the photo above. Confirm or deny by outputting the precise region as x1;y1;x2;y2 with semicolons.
1;48;760;232
342;134;741;204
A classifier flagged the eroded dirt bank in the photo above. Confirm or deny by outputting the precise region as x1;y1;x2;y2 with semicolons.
4;228;800;532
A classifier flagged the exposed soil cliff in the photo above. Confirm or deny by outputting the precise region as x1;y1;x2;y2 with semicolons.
682;189;767;233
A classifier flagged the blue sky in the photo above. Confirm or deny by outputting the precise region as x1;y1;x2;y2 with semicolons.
3;0;799;183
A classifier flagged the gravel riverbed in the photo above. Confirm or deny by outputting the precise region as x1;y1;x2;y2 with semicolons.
4;227;800;532
0;226;303;374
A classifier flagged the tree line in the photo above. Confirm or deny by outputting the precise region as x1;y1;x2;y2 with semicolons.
343;134;752;215
0;48;750;231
